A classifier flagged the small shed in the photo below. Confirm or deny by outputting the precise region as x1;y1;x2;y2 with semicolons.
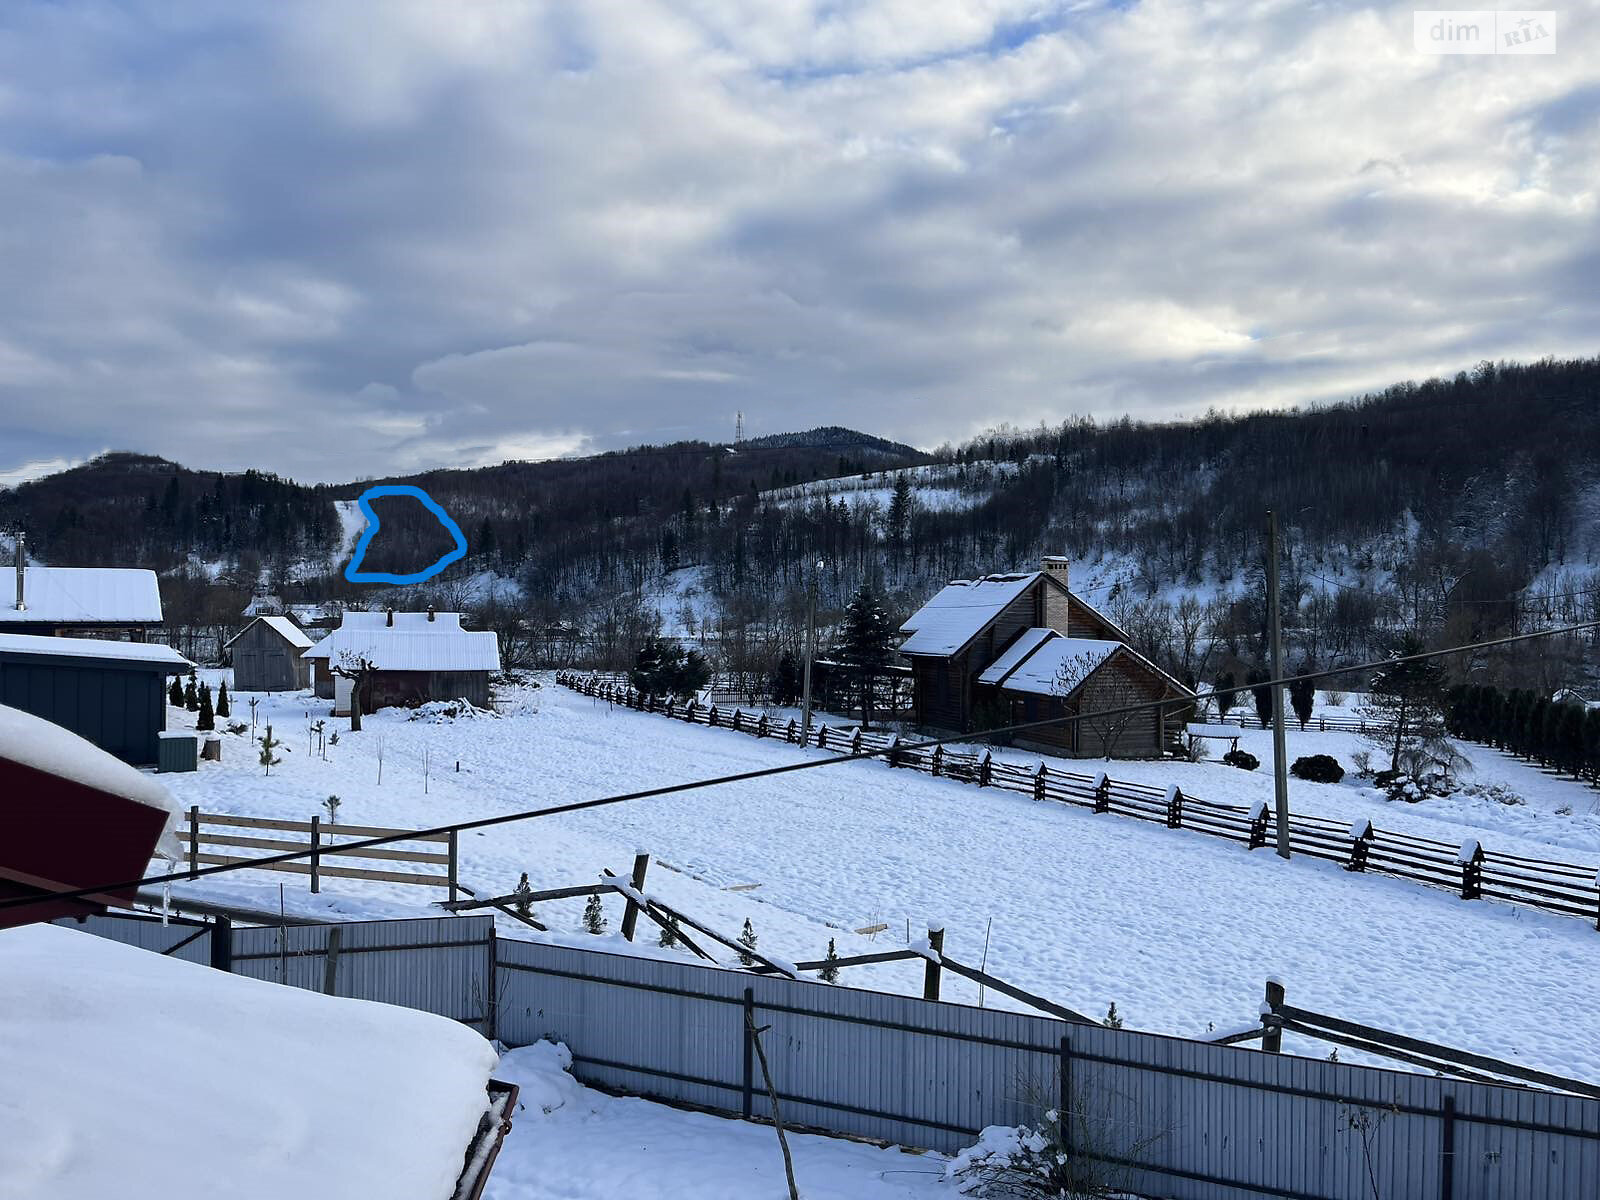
0;634;192;766
226;615;313;692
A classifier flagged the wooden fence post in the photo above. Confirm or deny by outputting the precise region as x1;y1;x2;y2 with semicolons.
620;852;651;943
1459;840;1484;900
209;915;233;973
310;814;321;894
448;829;459;902
187;805;200;879
757;715;768;739
817;726;828;750
1033;764;1048;802
322;925;342;995
742;987;756;1119
687;701;698;723
923;925;945;1001
786;719;797;743
979;751;991;787
1165;784;1183;828
1093;772;1110;814
1346;820;1373;872
1441;1095;1456;1200
931;745;943;776
851;729;862;755
732;710;743;733
1247;799;1270;849
1262;978;1284;1053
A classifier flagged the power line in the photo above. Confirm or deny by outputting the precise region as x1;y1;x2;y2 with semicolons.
6;620;1596;917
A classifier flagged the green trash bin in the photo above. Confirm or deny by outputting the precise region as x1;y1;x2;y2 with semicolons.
157;731;198;773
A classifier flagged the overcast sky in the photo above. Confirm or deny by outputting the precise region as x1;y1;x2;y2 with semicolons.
1;1;1596;485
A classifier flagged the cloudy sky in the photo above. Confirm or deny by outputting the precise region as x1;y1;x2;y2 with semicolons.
1;1;1596;484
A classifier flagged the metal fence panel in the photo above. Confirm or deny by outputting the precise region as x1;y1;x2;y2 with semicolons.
52;911;213;965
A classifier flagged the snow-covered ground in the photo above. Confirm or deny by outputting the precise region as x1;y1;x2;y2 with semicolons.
157;673;1600;1086
486;1042;946;1200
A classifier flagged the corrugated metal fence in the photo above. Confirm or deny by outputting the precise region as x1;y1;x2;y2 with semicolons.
58;913;1600;1200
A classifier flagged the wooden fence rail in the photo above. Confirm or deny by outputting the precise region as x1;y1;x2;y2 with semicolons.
558;673;1600;932
178;807;459;899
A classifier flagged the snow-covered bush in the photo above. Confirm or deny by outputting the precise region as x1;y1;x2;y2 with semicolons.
1461;781;1526;807
1291;754;1344;783
1222;749;1259;771
737;918;759;966
406;698;496;722
582;893;607;934
947;1099;1158;1199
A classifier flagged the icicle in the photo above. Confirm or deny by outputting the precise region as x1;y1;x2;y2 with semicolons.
161;882;172;927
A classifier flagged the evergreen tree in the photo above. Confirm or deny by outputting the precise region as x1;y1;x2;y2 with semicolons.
629;636;668;696
737;918;758;967
835;583;896;728
659;526;680;572
886;474;912;557
583;893;607;935
1213;670;1237;719
1247;669;1273;730
258;724;283;776
658;912;682;948
1104;1002;1124;1030
819;938;840;983
169;677;185;708
1289;666;1316;730
196;683;215;732
184;673;199;712
216;680;230;719
1359;634;1447;772
1584;708;1600;782
769;651;801;706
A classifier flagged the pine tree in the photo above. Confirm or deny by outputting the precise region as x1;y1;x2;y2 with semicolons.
583;893;607;935
1359;634;1446;773
819;938;840;983
169;677;185;708
216;680;230;719
184;673;199;712
258;724;283;776
835;583;896;728
1104;1002;1124;1030
769;652;801;706
737;918;758;967
1213;670;1237;719
196;683;215;732
1247;669;1273;730
886;474;912;559
512;872;535;920
1289;668;1316;731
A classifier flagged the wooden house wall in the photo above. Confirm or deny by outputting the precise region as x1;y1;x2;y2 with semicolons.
0;660;168;766
357;669;491;713
1068;655;1163;758
229;623;310;693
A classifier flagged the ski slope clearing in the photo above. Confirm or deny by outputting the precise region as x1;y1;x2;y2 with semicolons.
0;922;496;1200
486;1041;944;1200
160;676;1600;1086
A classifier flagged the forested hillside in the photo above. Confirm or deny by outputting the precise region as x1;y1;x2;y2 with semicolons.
3;359;1598;690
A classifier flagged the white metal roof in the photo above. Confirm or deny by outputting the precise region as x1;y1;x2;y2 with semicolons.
986;635;1123;697
303;611;465;659
0;632;191;669
0;567;163;625
225;615;314;651
898;572;1039;657
304;624;499;673
977;627;1058;685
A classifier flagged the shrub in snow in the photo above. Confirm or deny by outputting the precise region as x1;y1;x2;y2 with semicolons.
196;683;215;732
323;794;341;822
169;677;185;708
512;872;536;920
1103;1002;1123;1030
820;938;841;983
583;893;607;935
1351;749;1374;777
737;918;758;966
216;681;230;718
1461;781;1525;807
658;912;682;948
184;674;199;712
258;724;283;775
1222;748;1259;771
225;721;247;736
1291;754;1344;784
406;698;495;723
946;1101;1157;1199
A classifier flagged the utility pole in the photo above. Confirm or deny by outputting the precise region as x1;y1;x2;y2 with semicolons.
1266;509;1291;859
800;561;820;741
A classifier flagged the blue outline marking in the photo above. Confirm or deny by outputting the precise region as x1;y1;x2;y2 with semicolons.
343;485;468;585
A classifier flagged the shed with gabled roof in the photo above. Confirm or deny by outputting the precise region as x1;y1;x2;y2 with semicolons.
225;615;314;693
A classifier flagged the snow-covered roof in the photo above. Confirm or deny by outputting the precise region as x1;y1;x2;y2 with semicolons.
240;594;283;617
1186;722;1244;738
0;566;162;625
0;923;498;1200
976;628;1057;684
899;572;1039;657
0;633;191;670
225;615;314;650
985;634;1123;697
303;611;465;659
0;703;184;858
306;623;500;673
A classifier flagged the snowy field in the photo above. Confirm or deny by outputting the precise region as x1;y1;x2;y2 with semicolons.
158;673;1600;1086
486;1042;946;1200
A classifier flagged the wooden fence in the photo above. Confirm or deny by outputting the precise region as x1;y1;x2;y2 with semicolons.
558;673;1600;932
176;807;460;900
1220;710;1373;733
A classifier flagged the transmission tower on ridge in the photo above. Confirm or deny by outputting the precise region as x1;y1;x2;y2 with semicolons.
735;411;745;444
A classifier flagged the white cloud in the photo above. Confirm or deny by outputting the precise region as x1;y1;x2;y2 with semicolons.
0;0;1595;480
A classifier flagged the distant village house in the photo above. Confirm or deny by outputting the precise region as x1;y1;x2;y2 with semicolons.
302;609;500;714
226;615;313;693
898;556;1193;759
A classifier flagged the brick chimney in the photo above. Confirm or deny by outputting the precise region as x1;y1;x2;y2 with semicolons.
386;607;395;627
13;533;24;612
1041;555;1070;591
427;605;436;623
